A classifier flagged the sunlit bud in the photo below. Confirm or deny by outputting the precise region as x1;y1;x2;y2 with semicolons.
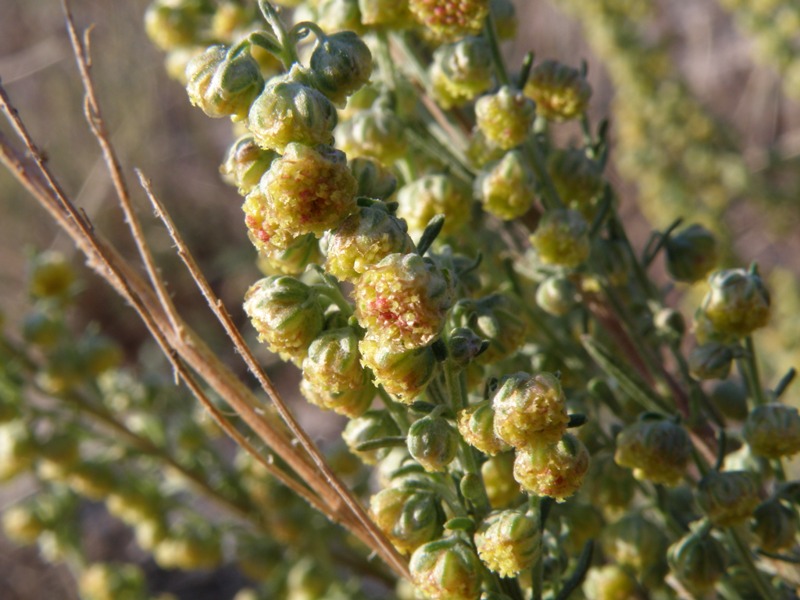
397;174;472;239
547;148;604;220
614;416;692;486
153;522;222;570
667;528;728;596
602;514;668;584
409;0;490;41
475;86;535;150
530;209;590;268
744;403;800;459
2;503;46;545
410;536;484;600
753;499;797;552
326;204;415;282
145;0;208;51
28;251;76;300
665;224;719;283
457;401;509;456
476;150;535;220
317;0;365;34
430;37;493;108
243;276;324;363
248;68;338;153
699;268;771;338
475;509;540;577
536;275;578;317
308;31;373;107
583;565;645;600
697;470;761;527
687;342;734;380
492;372;569;448
337;101;408;163
358;0;415;28
370;486;444;554
513;435;590;502
524;60;592;121
451;294;527;365
220;134;278;195
343;409;402;464
360;336;437;402
408;413;459;472
185;44;264;120
79;563;148;600
257;233;322;276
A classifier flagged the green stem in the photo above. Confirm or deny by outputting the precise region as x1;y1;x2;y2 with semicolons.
529;495;545;600
483;12;510;86
727;528;779;600
743;336;768;407
378;387;409;434
257;0;299;66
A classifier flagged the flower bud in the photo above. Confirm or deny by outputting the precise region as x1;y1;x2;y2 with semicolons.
186;44;264;120
2;503;46;545
475;150;535;220
79;563;148;600
451;294;527;365
665;224;719;283
409;0;490;41
447;327;487;367
529;209;590;268
350;157;398;199
583;565;645;600
614;416;693;486
397;174;472;239
408;413;459;472
492;372;569;448
317;0;365;34
243;276;324;363
410;536;484;600
513;434;590;502
474;509;540;577
360;336;437;402
308;31;372;107
536;275;578;317
248;68;338;153
370;486;444;554
602;514;668;585
242;186;293;253
481;452;522;509
28;251;76;300
743;403;800;458
260;143;358;239
144;0;208;51
752;499;797;552
257;233;323;276
337;100;408;164
699;268;771;338
667;528;728;595
430;37;493;108
220;134;278;195
687;342;734;380
343;409;402;464
697;470;761;527
475;86;535;150
524;60;592;121
326;204;415;282
547;148;604;220
358;0;415;28
708;379;749;422
457;401;510;456
355;253;453;350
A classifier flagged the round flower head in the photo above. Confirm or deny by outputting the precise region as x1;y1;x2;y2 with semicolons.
513;434;590;502
308;31;373;107
476;150;535;220
481;452;522;509
303;327;367;392
261;143;358;239
547;148;604;220
697;470;761;527
410;536;484;600
665;224;719;284
409;0;490;41
492;372;569;448
583;564;645;600
145;0;208;51
326;204;415;282
407;413;459;472
359;335;436;402
530;208;590;268
220;134;278;195
359;0;415;28
370;486;444;554
355;253;453;350
185;44;264;120
457;401;510;456
337;101;408;164
247;67;338;153
524;59;592;121
257;233;322;276
242;185;298;253
300;378;374;418
475;86;536;150
342;410;401;464
614;416;692;486
699;268;771;338
430;36;493;108
752;499;798;552
536;275;578;317
687;341;734;380
397;174;472;239
743;403;800;458
243;276;324;363
667;528;728;595
451;294;528;365
474;509;540;577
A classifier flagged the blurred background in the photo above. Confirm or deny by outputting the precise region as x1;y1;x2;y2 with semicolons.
1;0;799;597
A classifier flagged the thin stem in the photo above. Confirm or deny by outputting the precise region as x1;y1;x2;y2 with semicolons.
378;387;410;434
743;336;768;407
483;12;510;86
529;495;545;600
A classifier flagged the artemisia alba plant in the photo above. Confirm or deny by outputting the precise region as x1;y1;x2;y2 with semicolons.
1;0;799;599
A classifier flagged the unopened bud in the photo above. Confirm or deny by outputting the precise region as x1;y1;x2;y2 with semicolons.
397;174;472;239
343;409;402;464
475;86;535;150
530;209;590;268
408;413;459;472
614;416;692;486
370;486;444;554
338;101;408;164
492;372;569;448
536;275;578;317
697;470;761;527
548;148;604;220
220;134;278;195
583;565;645;600
687;342;734;380
524;60;592;121
699;268;771;338
475;150;535;220
451;294;527;365
743;403;800;459
513;435;590;502
145;0;208;51
752;499;797;552
308;31;372;107
602;514;668;584
667;528;728;595
475;509;540;577
358;0;415;28
410;536;484;600
430;37;493;108
350;157;398;199
665;224;719;283
481;452;522;509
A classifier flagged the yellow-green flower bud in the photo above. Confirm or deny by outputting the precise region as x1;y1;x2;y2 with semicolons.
583;565;645;600
261;143;358;238
355;253;453;350
350;157;398;200
242;186;291;253
343;409;402;464
697;470;761;527
220;134;278;195
2;503;46;545
474;509;539;577
457;401;510;456
409;0;490;41
397;174;472;239
408;413;459;472
360;335;436;402
667;528;728;595
481;452;522;509
743;403;800;458
144;0;208;51
243;276;324;362
300;381;374;419
79;563;147;600
28;251;76;300
153;523;222;570
753;499;797;552
248;68;338;153
602;514;668;584
665;224;719;283
492;372;569;448
358;0;415;28
536;275;578;317
524;60;592;121
530;209;590;268
699;268;771;338
476;150;535;220
308;31;373;107
317;0;365;34
451;294;527;365
614;416;692;486
410;536;484;600
337;102;408;164
257;233;323;276
513;435;590;502
370;486;444;554
547;148;604;220
430;37;493;108
475;86;535;150
326;204;415;282
687;342;734;380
